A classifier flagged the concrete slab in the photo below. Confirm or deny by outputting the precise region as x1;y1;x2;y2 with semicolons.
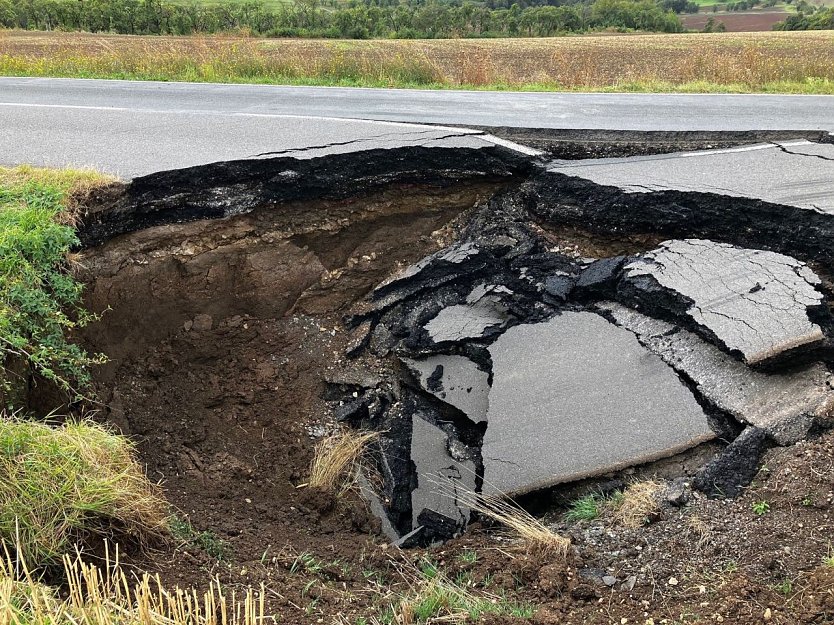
600;302;834;444
410;414;476;532
401;355;490;423
548;141;834;213
482;311;714;496
620;239;826;366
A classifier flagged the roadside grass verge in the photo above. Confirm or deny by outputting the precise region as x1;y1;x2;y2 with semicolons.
1;31;834;93
0;417;169;568
0;166;114;401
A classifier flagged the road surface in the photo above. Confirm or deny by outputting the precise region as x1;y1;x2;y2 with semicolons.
2;77;834;177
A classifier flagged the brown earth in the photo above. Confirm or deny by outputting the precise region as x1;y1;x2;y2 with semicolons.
73;183;834;624
682;11;790;32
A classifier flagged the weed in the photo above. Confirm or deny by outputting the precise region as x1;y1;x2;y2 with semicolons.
0;417;169;568
775;578;793;596
457;549;478;565
752;500;771;516
565;494;602;523
308;428;379;495
393;569;536;624
612;480;662;529
169;515;229;561
193;531;229;561
824;546;834;568
291;551;325;575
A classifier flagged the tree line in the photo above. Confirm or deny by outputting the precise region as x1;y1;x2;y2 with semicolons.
775;4;834;29
0;0;686;37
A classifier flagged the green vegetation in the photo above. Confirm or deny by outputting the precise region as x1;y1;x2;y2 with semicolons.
566;493;603;522
0;417;169;568
384;564;536;623
776;4;834;27
0;0;686;38
752;500;771;515
458;548;478;565
170;515;230;561
0;166;112;403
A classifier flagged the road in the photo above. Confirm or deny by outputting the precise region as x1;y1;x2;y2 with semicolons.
2;77;834;177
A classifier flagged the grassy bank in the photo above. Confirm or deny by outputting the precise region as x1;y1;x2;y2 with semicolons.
1;30;834;92
0;166;115;403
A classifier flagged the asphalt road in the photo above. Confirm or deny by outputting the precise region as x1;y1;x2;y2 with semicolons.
549;140;834;212
2;77;834;177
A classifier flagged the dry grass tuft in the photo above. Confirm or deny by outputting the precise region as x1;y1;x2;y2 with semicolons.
0;416;169;568
612;480;663;529
455;489;570;559
0;547;265;625
688;515;713;550
308;428;379;495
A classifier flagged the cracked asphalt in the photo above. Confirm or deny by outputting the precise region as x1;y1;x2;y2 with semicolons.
549;140;834;212
2;77;834;178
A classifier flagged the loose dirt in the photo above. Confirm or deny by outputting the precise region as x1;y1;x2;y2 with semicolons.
68;157;834;623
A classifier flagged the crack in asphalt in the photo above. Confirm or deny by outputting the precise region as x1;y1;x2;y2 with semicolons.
249;130;479;158
771;142;834;163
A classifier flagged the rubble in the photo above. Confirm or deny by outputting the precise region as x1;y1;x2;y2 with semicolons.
618;239;828;366
76;137;834;545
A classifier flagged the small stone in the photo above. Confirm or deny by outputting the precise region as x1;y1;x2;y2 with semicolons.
663;479;690;507
192;313;213;331
763;608;772;621
602;575;618;587
668;577;679;586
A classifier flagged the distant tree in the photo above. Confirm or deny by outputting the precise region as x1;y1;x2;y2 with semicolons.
0;0;14;25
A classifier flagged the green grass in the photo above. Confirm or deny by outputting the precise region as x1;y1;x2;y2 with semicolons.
391;571;536;623
0;166;114;404
0;417;169;568
2;60;834;94
170;515;230;561
566;494;603;522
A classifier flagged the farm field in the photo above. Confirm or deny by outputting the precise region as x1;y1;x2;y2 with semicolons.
681;10;791;31
1;29;834;92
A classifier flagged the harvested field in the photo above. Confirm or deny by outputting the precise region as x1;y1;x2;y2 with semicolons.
1;30;834;92
682;10;791;32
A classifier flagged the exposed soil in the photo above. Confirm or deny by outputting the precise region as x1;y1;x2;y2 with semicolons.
682;11;790;32
59;146;834;624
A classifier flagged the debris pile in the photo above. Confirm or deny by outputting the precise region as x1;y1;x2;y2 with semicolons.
339;195;834;545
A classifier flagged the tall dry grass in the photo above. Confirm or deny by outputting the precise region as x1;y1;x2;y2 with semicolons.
1;30;834;91
0;547;265;625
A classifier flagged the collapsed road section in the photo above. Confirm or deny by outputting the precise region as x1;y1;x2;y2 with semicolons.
75;134;834;548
